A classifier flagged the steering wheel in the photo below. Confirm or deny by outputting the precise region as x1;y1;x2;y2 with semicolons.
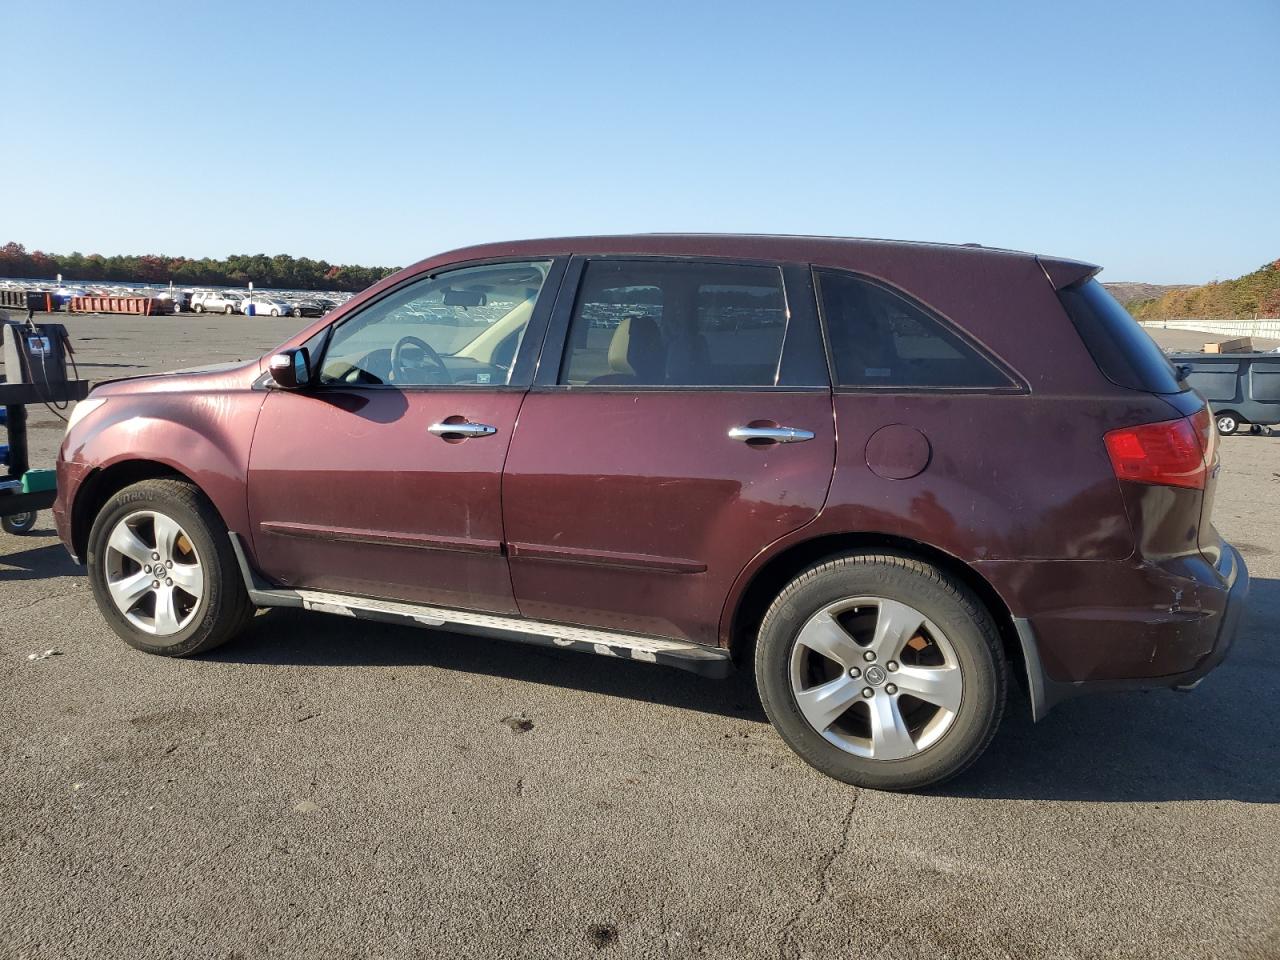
391;335;450;385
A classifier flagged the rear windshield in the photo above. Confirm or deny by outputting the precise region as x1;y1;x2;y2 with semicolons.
1058;279;1185;394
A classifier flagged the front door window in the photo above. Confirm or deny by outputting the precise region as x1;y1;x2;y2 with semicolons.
319;261;554;387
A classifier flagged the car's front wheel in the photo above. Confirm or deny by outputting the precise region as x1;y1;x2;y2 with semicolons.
1216;412;1239;435
86;479;253;657
755;552;1005;791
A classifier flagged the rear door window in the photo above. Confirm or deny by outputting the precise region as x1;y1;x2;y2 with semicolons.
1057;279;1185;394
559;260;788;386
816;270;1011;389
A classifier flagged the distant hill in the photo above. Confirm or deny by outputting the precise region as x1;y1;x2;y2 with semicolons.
1104;282;1192;305
1126;259;1280;319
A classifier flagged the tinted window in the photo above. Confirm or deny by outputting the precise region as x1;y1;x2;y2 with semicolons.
1252;362;1280;402
1058;279;1185;394
319;261;551;386
817;270;1010;388
559;261;787;386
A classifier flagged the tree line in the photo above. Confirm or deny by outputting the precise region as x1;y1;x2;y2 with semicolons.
0;242;400;292
1128;258;1280;320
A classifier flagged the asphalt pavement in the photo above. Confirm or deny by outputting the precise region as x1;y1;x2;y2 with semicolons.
1;313;1277;959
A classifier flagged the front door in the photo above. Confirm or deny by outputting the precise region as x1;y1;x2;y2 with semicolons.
501;257;835;645
247;258;563;613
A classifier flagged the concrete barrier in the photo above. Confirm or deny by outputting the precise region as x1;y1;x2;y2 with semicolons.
1140;318;1280;339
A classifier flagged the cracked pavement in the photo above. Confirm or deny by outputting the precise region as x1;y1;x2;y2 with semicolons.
1;314;1278;959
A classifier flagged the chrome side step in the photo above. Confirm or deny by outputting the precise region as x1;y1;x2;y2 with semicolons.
228;534;734;678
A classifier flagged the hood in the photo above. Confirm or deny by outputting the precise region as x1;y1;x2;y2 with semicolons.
89;357;263;397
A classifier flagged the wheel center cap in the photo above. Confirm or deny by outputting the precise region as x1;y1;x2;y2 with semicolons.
864;665;887;685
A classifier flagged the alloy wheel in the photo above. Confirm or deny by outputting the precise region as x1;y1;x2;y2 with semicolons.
789;597;963;760
103;510;204;640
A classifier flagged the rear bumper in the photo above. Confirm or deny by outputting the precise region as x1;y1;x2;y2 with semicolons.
1016;543;1250;721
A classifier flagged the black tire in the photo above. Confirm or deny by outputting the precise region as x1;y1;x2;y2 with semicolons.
1216;412;1239;436
224;305;233;315
194;304;203;313
2;510;38;535
755;552;1006;791
86;479;253;657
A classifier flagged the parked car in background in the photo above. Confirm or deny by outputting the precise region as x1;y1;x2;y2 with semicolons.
192;291;244;314
1172;351;1280;434
51;287;88;310
290;298;327;318
54;235;1248;791
158;290;193;313
240;294;294;318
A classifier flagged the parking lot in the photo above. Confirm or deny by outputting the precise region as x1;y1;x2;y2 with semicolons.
2;314;1278;959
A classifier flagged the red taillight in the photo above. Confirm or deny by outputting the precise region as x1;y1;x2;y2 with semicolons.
1104;411;1212;490
1188;405;1217;469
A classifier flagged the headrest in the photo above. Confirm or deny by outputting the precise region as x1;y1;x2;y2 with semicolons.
607;315;665;382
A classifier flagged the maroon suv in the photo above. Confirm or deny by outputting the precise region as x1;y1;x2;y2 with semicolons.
54;235;1249;790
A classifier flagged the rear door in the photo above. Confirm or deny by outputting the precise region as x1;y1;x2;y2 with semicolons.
247;258;564;613
501;257;835;646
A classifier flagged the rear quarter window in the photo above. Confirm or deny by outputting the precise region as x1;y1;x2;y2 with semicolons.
816;270;1012;389
1057;279;1185;394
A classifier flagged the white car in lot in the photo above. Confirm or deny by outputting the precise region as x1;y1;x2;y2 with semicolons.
240;295;295;318
192;291;245;314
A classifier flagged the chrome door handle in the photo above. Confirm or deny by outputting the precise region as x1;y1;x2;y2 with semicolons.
429;421;497;439
728;425;815;444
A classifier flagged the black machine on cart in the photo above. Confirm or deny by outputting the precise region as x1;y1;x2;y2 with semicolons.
1;314;90;535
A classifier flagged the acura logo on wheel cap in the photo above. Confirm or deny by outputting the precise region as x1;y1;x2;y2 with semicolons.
864;665;887;685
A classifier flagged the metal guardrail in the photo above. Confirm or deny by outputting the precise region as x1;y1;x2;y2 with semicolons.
1140;318;1280;339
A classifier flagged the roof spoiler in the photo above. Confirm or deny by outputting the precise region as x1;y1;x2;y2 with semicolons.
1037;255;1101;290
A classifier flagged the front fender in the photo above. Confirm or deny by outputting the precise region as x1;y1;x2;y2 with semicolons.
63;389;266;545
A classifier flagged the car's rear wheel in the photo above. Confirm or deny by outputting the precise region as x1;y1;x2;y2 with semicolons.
86;479;253;657
1216;412;1239;435
755;552;1005;791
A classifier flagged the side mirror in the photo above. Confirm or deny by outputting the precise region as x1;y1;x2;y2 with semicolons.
267;347;311;389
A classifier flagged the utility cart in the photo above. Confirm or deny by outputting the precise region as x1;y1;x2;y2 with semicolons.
1;317;90;535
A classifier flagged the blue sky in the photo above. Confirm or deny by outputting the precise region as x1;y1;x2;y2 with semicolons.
4;0;1277;283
